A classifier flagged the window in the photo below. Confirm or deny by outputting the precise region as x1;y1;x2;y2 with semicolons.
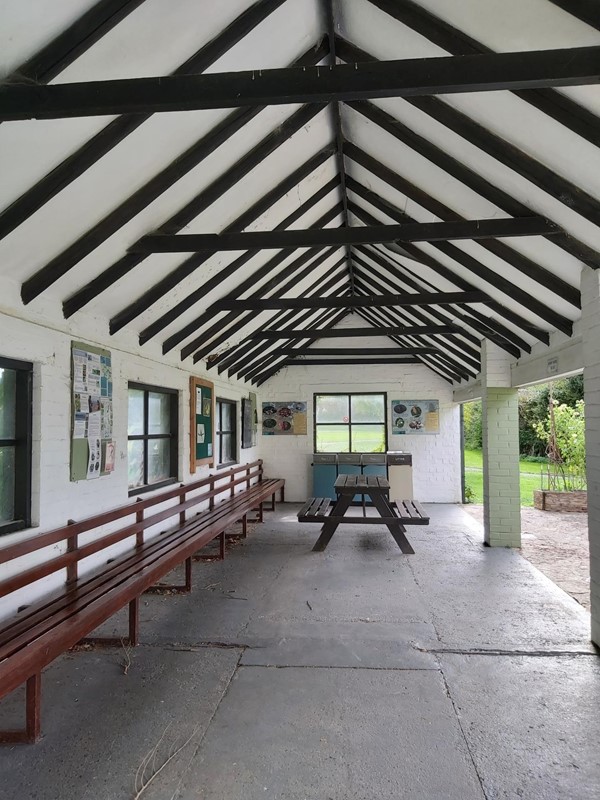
0;356;32;534
314;393;387;453
128;383;178;493
216;399;237;467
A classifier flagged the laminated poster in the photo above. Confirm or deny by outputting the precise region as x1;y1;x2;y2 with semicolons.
391;400;440;435
262;401;307;436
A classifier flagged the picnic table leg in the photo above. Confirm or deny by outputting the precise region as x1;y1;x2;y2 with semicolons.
312;493;353;552
371;494;415;555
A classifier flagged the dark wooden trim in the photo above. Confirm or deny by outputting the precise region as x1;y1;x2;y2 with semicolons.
367;0;600;149
345;151;573;336
284;357;420;365
250;324;458;339
213;291;488;311
135;216;557;253
277;347;438;356
107;103;326;334
4;0;294;247
2;46;599;120
347;99;595;275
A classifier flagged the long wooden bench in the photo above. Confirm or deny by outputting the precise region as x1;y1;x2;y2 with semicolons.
0;460;284;744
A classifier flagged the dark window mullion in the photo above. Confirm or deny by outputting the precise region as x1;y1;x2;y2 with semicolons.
143;390;149;487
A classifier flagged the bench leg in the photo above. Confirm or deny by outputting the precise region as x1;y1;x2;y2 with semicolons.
242;514;247;538
280;485;285;503
258;501;264;523
77;596;141;648
129;597;140;647
219;530;225;560
0;673;42;745
145;558;193;594
271;493;276;511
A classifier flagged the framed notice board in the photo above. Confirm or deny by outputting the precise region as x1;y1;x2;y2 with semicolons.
70;340;114;481
190;376;214;472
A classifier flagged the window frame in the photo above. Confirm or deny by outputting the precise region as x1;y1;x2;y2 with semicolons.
215;398;238;469
0;355;33;535
313;392;388;454
127;382;178;496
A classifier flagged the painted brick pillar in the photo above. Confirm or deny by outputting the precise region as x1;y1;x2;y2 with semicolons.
581;266;600;645
481;341;521;547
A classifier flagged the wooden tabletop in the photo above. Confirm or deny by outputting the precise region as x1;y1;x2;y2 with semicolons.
334;474;390;493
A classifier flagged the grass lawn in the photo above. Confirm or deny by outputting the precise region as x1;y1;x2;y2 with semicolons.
464;448;545;507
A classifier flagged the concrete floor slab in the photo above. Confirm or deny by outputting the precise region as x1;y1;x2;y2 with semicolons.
176;665;485;800
0;646;240;800
440;653;600;800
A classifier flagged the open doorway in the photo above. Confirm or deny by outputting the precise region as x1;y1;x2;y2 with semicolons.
461;376;589;610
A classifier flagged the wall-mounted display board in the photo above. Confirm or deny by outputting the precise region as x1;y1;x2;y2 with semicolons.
190;377;214;472
70;341;114;481
391;400;439;435
262;401;307;435
241;392;258;449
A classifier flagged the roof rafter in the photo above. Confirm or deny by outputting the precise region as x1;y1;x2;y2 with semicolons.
367;0;600;149
2;0;291;243
336;36;600;240
344;146;573;335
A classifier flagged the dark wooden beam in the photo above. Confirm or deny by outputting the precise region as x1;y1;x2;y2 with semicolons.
283;357;421;365
2;46;599;121
214;291;488;311
187;254;348;363
251;325;458;339
8;0;145;84
541;2;600;34
34;97;326;312
179;245;345;361
347;100;597;272
135;217;557;253
136;158;340;346
349;186;549;348
278;347;438;355
337;36;600;236
2;0;294;244
345;151;573;336
367;0;600;149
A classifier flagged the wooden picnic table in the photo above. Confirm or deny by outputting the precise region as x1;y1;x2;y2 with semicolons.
311;474;415;554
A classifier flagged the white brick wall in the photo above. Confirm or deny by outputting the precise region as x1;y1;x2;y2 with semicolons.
0;308;262;620
581;266;600;646
259;363;462;503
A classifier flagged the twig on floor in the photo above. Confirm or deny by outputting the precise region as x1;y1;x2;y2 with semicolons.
133;723;199;800
306;600;313;611
120;637;132;675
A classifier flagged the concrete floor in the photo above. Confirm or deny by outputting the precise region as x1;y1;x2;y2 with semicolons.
1;504;599;799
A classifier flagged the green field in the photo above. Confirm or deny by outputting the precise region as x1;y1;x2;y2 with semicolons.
464;448;545;507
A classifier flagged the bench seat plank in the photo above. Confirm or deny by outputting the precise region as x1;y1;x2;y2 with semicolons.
297;497;331;521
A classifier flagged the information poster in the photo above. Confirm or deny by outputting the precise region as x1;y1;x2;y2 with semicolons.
262;402;307;436
190;377;214;471
71;342;113;480
391;400;439;435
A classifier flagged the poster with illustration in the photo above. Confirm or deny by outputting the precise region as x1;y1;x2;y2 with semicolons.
262;401;307;435
391;400;439;435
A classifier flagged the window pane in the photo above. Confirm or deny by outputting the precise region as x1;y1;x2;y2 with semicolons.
147;439;171;484
351;425;386;453
0;368;16;439
351;394;385;423
0;446;15;521
127;439;145;488
316;395;349;423
221;433;234;464
128;389;145;435
220;402;233;433
316;425;349;452
148;392;171;435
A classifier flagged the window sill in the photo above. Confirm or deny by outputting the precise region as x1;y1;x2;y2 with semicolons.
128;477;178;497
216;461;238;470
0;519;29;536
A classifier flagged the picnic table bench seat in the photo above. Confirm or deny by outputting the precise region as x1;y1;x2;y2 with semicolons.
0;460;284;744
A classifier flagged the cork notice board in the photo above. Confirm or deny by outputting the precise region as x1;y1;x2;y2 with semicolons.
190;376;214;472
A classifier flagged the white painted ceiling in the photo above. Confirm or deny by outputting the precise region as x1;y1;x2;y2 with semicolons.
0;0;598;385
